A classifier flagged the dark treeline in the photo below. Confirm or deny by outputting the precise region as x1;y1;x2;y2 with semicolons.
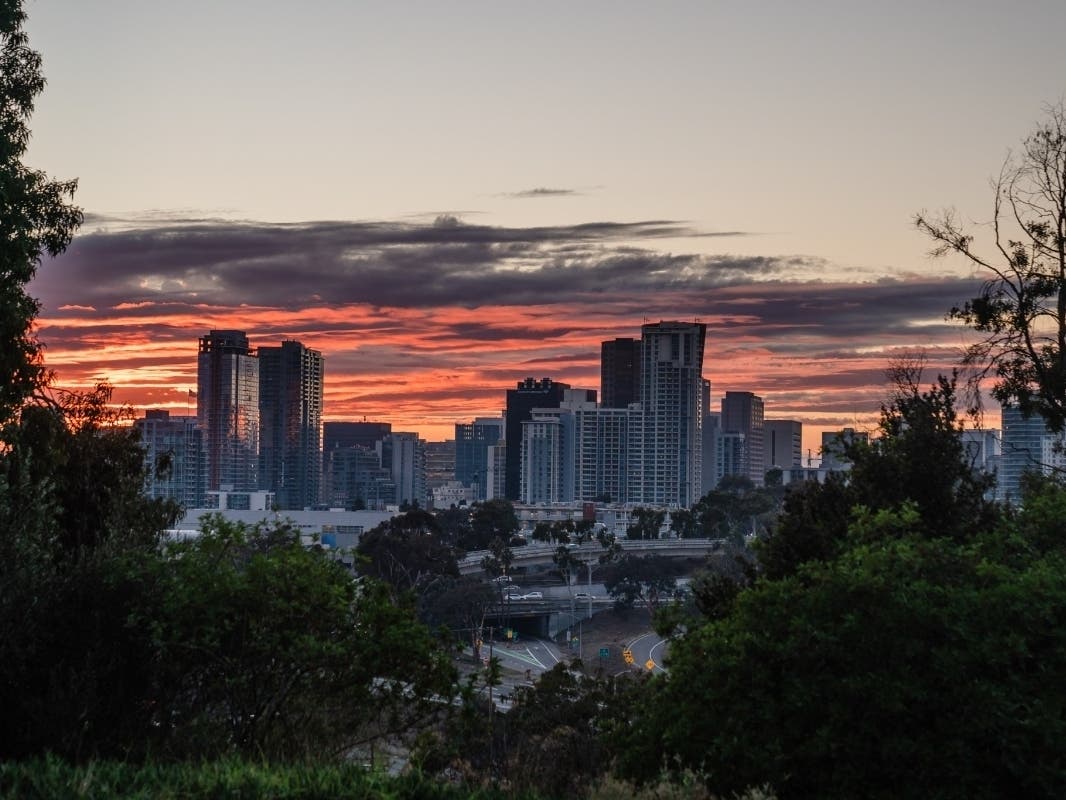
4;3;1066;796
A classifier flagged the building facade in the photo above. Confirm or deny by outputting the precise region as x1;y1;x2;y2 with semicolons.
258;340;324;509
134;410;206;508
455;416;504;500
720;391;765;485
601;337;641;408
505;378;571;500
765;419;803;470
639;321;706;506
197;330;260;492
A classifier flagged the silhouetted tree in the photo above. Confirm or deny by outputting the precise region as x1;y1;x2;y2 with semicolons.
917;101;1066;430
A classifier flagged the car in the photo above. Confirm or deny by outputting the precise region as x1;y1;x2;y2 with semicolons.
521;591;543;600
492;575;513;584
574;592;596;600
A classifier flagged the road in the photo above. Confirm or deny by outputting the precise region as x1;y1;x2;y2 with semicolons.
623;631;668;675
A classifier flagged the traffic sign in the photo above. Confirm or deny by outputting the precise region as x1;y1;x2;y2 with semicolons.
645;659;655;670
622;649;634;664
599;647;610;659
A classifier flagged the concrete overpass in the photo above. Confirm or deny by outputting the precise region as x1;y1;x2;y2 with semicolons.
458;537;727;576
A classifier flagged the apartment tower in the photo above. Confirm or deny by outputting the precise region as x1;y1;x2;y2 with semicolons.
197;330;260;492
639;321;706;506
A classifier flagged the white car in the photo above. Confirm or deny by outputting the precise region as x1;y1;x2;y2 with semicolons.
492;575;513;584
521;591;543;600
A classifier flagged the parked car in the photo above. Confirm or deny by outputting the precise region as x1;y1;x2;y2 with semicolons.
521;591;543;600
502;586;522;597
574;592;596;600
492;575;513;584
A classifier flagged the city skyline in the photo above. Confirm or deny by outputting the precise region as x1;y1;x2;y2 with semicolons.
20;2;1066;455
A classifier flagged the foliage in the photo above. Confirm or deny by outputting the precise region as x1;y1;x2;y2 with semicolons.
140;516;457;760
0;1;82;420
691;477;782;543
356;509;459;597
625;507;665;539
602;554;678;614
916;102;1066;431
0;386;181;760
417;665;642;798
0;756;533;800
433;504;472;549
479;535;514;578
464;499;519;551
417;574;497;657
619;522;1066;798
756;371;999;579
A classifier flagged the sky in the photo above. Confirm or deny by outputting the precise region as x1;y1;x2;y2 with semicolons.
21;0;1066;456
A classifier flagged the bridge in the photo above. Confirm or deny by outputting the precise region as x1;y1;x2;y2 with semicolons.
458;537;727;576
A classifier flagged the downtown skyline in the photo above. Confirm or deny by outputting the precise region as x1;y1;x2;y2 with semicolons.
20;1;1066;455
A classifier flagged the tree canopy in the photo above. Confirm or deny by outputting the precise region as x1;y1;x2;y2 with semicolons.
917;102;1066;431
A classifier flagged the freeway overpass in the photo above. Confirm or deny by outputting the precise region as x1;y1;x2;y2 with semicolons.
458;537;727;576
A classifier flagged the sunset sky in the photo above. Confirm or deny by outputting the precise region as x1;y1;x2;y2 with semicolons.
22;1;1066;456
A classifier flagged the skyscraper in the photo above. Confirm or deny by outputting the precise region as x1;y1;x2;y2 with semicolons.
601;337;641;408
504;377;571;500
765;419;802;470
258;340;324;510
455;416;504;500
1000;405;1056;504
720;391;765;485
197;330;259;492
134;409;206;508
639;321;706;506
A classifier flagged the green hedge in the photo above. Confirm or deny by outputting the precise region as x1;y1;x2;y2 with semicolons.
0;758;533;800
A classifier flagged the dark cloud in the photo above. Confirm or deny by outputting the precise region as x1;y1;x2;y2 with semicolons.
31;216;769;312
505;187;581;198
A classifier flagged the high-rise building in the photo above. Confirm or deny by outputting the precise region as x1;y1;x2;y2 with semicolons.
820;427;869;471
387;432;427;507
323;421;391;489
134;410;206;508
505;378;571;500
720;391;765;485
765;419;803;470
601;337;641;408
455;416;504;500
639;321;706;506
258;340;324;509
573;404;640;504
197;330;260;492
520;409;570;504
326;445;394;510
424;439;456;501
1000;405;1056;504
701;410;721;495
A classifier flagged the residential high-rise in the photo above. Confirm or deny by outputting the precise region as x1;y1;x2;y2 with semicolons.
601;337;641;408
134;409;206;508
386;432;427;507
504;378;571;500
573;404;640;504
639;321;706;506
520;409;570;504
1000;405;1056;504
765;419;803;470
197;330;259;492
820;427;869;471
720;391;765;485
455;416;504;500
258;340;324;509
